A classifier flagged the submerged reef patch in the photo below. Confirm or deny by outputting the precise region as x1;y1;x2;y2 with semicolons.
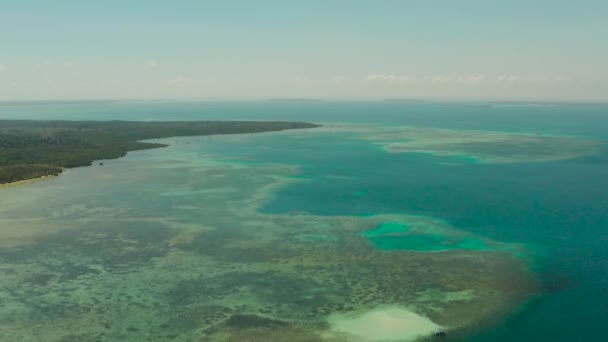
360;220;490;252
360;222;410;237
310;125;601;164
0;132;540;341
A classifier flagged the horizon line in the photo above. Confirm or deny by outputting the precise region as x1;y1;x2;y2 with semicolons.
1;97;608;106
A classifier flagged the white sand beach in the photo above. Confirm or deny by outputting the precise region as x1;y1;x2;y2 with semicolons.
329;306;441;341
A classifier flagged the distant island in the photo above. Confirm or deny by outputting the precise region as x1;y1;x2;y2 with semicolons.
382;98;427;103
267;98;324;102
0;120;320;185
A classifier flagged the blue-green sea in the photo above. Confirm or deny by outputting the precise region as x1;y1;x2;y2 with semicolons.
1;100;607;341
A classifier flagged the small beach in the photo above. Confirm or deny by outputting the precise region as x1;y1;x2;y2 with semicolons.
0;174;58;188
329;307;441;341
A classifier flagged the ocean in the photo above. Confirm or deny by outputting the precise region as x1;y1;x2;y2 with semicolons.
0;100;607;341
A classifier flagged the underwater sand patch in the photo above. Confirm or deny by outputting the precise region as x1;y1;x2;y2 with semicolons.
342;125;601;164
328;306;441;341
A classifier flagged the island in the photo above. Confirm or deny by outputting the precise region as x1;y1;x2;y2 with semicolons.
0;120;320;184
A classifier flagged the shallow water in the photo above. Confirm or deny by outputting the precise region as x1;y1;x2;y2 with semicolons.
1;101;607;341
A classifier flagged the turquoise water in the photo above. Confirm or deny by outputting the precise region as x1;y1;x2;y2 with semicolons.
207;120;608;341
360;222;488;252
361;222;411;237
1;101;608;341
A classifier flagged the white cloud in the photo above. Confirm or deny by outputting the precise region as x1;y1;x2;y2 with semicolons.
456;75;485;83
0;64;7;72
291;76;309;82
144;60;159;69
330;76;347;83
427;76;451;84
33;60;53;69
368;74;484;84
498;75;525;82
367;73;416;83
365;73;568;85
497;75;564;83
167;76;190;85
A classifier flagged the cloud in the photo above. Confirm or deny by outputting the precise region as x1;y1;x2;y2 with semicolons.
365;73;568;85
497;75;564;83
364;73;568;86
367;74;457;84
0;64;6;72
367;73;416;83
456;75;485;83
426;76;451;84
144;60;159;69
367;74;484;84
167;76;190;85
291;76;309;82
330;76;347;83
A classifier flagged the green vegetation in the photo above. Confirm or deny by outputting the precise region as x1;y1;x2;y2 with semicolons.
0;120;320;184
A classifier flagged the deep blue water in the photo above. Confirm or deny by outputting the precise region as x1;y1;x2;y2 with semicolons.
259;139;608;341
2;100;607;341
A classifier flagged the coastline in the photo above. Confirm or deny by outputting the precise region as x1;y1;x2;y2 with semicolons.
0;120;321;186
0;124;543;342
0;174;59;188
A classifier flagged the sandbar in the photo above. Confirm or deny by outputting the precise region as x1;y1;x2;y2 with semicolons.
329;306;441;341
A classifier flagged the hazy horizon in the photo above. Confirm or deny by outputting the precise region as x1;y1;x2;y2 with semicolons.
1;1;607;102
1;97;607;106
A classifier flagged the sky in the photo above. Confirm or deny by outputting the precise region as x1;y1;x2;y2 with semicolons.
0;0;607;102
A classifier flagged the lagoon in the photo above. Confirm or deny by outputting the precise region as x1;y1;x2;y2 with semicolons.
0;101;607;341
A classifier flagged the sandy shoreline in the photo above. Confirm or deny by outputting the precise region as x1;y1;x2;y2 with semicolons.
0;174;59;188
